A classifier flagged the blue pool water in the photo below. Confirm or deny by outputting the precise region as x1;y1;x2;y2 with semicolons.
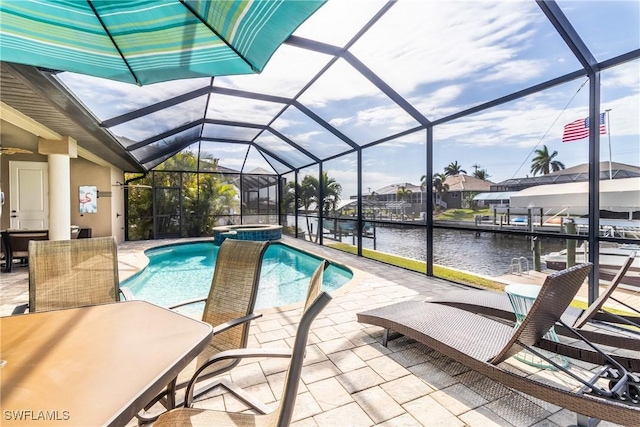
123;241;353;313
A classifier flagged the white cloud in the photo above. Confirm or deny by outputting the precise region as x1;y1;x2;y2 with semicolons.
350;1;544;95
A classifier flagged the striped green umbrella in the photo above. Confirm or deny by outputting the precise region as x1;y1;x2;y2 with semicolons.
0;0;325;86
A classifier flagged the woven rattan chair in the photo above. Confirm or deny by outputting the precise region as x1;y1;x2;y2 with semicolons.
153;261;332;427
13;236;132;314
429;252;639;369
358;263;640;426
137;239;270;422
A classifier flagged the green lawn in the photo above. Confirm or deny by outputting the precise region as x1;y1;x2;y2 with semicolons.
434;208;491;221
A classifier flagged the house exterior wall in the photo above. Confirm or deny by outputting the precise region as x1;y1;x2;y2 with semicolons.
1;120;125;241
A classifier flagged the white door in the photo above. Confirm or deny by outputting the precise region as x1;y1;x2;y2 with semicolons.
9;161;49;229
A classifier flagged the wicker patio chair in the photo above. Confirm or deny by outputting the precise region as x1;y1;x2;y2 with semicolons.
429;252;639;369
358;263;640;427
153;261;332;427
13;236;132;313
137;239;270;423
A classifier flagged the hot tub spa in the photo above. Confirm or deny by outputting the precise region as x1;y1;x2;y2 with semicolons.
212;224;283;245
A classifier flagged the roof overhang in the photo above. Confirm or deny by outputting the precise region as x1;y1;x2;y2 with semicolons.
1;62;144;172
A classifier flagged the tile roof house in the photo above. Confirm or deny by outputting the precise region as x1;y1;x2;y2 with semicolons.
441;174;494;209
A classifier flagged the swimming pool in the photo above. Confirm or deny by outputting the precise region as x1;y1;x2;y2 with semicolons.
123;241;353;313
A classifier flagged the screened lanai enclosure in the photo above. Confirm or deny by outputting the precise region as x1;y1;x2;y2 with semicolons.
7;0;639;303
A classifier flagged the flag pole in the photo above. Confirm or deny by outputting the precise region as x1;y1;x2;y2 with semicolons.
605;108;612;180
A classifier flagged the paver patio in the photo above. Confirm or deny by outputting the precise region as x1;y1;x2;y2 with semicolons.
0;236;630;427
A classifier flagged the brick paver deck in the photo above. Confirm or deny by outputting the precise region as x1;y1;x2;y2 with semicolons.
1;236;629;427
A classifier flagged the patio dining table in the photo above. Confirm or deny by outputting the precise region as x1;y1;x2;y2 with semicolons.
0;300;212;426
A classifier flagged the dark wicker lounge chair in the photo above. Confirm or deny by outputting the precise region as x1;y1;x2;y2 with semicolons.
153;261;332;427
358;263;640;427
429;252;639;369
13;236;133;314
137;239;270;422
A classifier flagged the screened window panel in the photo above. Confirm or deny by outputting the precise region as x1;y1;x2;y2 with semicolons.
298;59;421;145
201;123;261;141
293;0;388;48
58;73;210;121
213;44;332;98
350;0;584;122
198;141;249;173
557;0;640;62
254;130;315;169
324;153;357;219
362;131;426;222
297;165;320;242
109;95;207;142
262;152;293;175
131;127;201;165
151;142;202;172
432;77;591;188
243;146;277;174
600;60;640;171
205;93;285;125
270;105;353;159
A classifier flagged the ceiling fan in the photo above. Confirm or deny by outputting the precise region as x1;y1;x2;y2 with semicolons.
0;147;33;155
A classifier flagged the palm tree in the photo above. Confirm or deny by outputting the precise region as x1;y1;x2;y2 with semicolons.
300;172;342;242
396;185;412;218
530;145;565;176
473;168;491;180
280;180;299;214
300;175;318;239
419;174;428;192
432;173;449;210
444;161;466;177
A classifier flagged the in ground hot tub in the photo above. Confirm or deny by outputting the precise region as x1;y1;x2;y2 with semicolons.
212;224;283;245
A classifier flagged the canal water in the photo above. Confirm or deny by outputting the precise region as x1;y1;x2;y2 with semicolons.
360;227;567;276
296;218;567;277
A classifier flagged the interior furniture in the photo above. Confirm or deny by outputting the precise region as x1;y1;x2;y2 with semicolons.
0;300;213;427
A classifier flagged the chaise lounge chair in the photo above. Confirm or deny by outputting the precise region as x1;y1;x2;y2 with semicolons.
358;263;640;427
137;239;270;423
428;252;640;370
12;236;133;314
153;261;333;427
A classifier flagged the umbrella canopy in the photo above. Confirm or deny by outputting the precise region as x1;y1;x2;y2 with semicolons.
0;0;325;86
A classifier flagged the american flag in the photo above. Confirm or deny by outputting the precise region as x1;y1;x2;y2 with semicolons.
562;113;607;142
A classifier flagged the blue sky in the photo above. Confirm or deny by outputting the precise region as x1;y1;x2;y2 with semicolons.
57;0;640;199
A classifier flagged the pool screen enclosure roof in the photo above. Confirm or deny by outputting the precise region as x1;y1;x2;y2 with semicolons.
1;0;638;178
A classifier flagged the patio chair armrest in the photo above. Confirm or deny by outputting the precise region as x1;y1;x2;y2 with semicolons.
11;303;28;315
168;297;207;310
211;312;263;335
184;347;293;407
119;286;135;301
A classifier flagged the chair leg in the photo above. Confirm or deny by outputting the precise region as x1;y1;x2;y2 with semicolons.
382;328;389;347
576;413;601;427
214;378;271;414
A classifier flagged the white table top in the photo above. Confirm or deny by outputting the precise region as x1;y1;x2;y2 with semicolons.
0;300;212;426
505;284;542;300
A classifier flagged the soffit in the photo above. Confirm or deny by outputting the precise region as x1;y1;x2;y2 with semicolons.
0;62;144;172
